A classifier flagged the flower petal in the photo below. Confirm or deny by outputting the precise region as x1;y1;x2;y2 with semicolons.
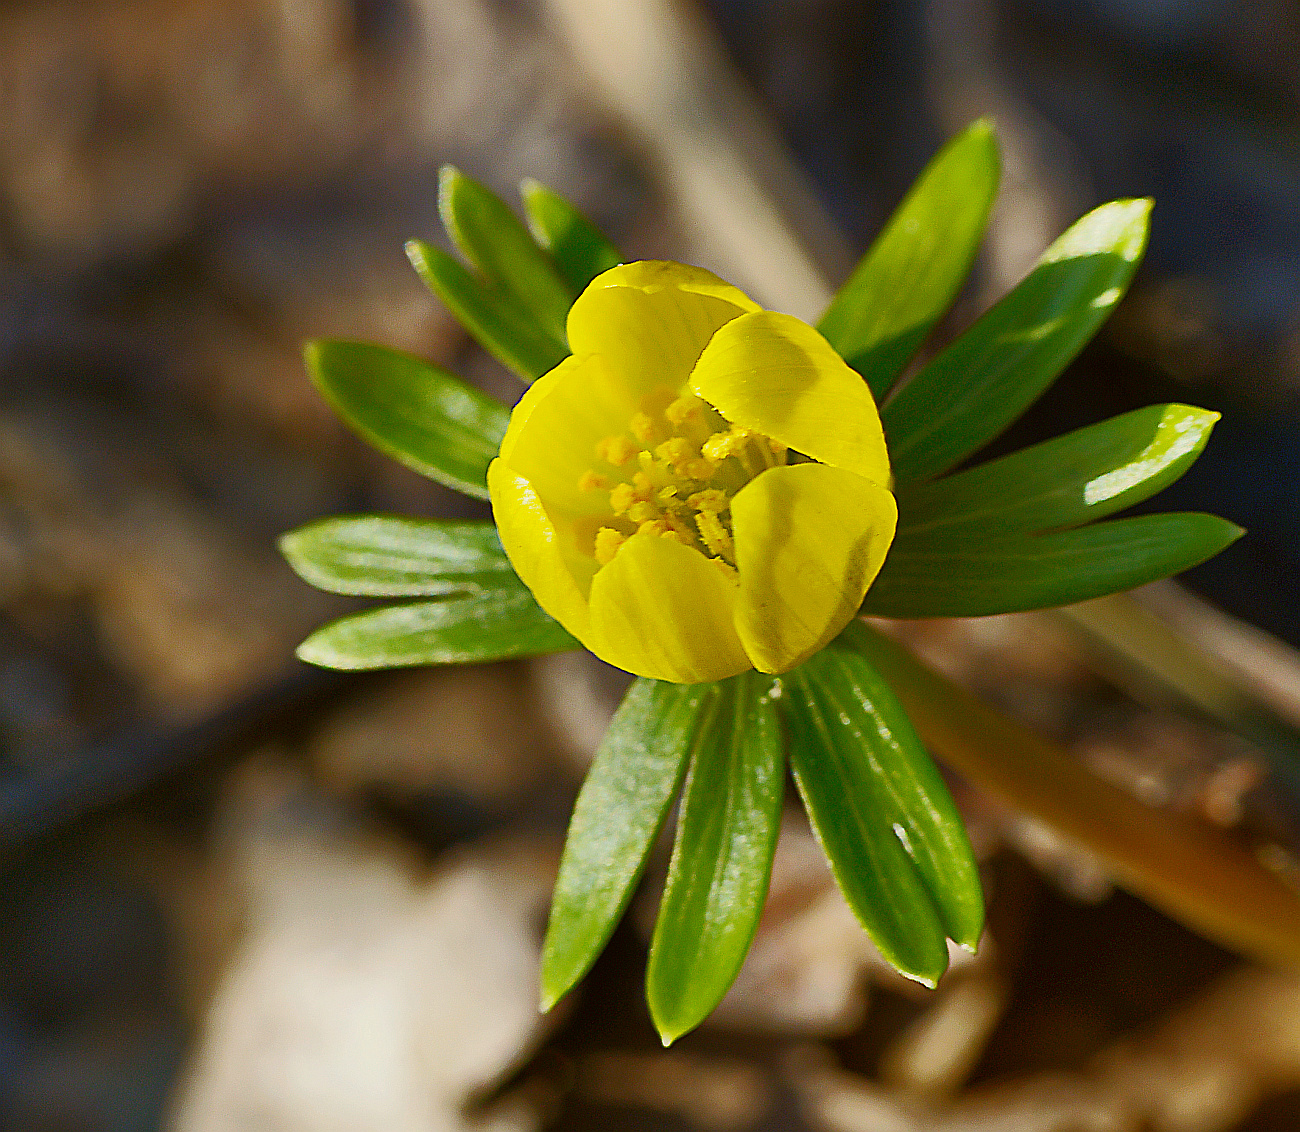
689;311;891;485
587;533;751;682
488;459;594;642
731;463;897;673
498;352;637;519
567;262;760;398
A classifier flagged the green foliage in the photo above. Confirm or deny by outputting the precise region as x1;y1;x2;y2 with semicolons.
864;511;1243;618
296;581;575;669
406;239;569;382
892;403;1220;544
521;178;624;293
282;127;1249;1036
646;672;784;1044
439;166;576;343
304;340;508;499
541;680;708;1011
280;517;513;597
782;633;984;985
884;198;1152;484
818;119;999;399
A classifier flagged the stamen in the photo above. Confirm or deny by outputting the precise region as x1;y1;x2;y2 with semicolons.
596;435;639;467
688;488;728;513
594;526;627;565
582;393;784;569
696;509;735;564
630;411;669;446
710;557;738;582
609;483;638;515
665;396;702;427
654;436;696;472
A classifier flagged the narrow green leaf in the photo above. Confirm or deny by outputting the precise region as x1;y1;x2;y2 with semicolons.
825;623;985;949
863;512;1244;619
296;582;576;669
305;339;508;499
819;119;1000;400
280;516;514;597
894;404;1220;546
782;666;950;986
406;239;570;382
521;178;623;294
847;621;1300;970
884;198;1153;483
439;166;575;343
541;680;716;1011
646;672;784;1044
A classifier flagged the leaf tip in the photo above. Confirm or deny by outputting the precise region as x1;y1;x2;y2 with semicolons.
404;237;429;274
649;1010;690;1047
437;163;463;202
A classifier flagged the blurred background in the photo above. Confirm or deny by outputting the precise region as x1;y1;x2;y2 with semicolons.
2;0;1300;1129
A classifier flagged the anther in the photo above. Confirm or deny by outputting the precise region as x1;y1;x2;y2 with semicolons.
609;483;637;514
596;435;639;467
594;527;627;565
696;509;735;563
665;395;702;427
630;411;669;446
687;488;728;514
578;470;611;493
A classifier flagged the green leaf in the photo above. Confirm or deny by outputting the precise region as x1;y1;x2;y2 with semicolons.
884;198;1153;484
406;239;570;383
521;178;623;294
295;581;576;669
829;623;985;948
541;680;715;1011
847;620;1300;970
893;404;1221;546
646;672;784;1044
782;665;951;986
863;512;1244;619
305;339;508;499
439;166;576;343
818;119;1000;400
280;516;514;597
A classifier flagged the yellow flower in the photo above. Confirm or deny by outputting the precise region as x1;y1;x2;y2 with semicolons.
487;261;897;683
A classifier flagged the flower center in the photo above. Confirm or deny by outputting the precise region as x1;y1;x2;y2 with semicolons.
577;385;787;574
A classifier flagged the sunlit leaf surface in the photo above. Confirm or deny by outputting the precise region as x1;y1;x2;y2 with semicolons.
818;119;1000;399
646;672;784;1044
280;517;514;597
541;680;715;1010
439;166;576;343
521;178;623;293
296;581;575;669
407;239;569;382
865;512;1243;619
884;199;1152;483
305;339;509;499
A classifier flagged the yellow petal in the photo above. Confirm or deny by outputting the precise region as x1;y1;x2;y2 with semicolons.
587;532;752;682
731;463;896;673
688;311;891;485
498;352;638;519
488;459;594;642
567;262;760;399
